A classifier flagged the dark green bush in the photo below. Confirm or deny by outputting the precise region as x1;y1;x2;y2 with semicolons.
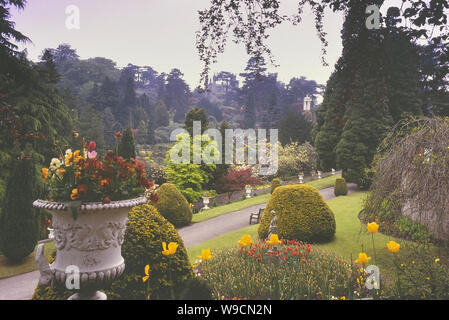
258;184;336;243
179;277;213;300
0;156;40;262
359;167;375;190
334;177;348;196
32;203;194;300
155;183;193;227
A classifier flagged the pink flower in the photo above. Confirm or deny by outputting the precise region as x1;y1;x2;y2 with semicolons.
114;132;122;139
87;151;97;159
133;129;138;135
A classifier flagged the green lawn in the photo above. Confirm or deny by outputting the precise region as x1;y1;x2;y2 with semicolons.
0;241;55;279
187;191;412;278
191;174;342;223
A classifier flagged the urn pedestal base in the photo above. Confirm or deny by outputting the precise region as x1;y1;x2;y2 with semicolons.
68;290;107;300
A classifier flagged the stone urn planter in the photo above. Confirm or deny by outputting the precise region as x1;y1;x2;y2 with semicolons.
245;187;252;198
33;196;147;300
317;171;322;179
298;174;304;184
202;196;211;210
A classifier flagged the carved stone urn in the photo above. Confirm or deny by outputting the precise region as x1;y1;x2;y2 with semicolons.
33;197;147;300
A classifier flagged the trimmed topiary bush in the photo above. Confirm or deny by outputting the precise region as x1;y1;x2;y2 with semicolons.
155;183;193;228
271;178;281;194
258;184;336;243
32;203;194;300
334;177;348;196
0;156;40;262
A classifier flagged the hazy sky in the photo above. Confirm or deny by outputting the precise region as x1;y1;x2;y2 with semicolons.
11;0;348;88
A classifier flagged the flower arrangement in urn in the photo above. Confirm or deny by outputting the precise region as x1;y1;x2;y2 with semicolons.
41;131;155;212
34;131;156;300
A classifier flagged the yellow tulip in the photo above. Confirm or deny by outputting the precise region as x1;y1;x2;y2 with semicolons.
201;249;212;261
266;234;282;246
162;242;178;255
367;222;379;234
387;241;400;253
435;258;440;263
355;252;371;265
238;234;253;247
142;264;150;283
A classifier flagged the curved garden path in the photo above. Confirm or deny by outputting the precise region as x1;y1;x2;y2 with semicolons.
178;183;358;248
0;183;357;300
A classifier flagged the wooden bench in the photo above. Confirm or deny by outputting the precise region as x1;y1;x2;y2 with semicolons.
249;208;265;225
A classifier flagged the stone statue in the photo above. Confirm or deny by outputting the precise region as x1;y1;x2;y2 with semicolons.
268;210;278;237
35;243;53;286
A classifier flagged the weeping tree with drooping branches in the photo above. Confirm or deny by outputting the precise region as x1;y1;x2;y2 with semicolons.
363;117;449;243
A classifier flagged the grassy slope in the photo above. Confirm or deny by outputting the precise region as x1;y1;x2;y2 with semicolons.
0;241;55;279
191;174;342;223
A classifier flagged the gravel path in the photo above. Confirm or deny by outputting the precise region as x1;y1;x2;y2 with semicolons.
0;183;357;300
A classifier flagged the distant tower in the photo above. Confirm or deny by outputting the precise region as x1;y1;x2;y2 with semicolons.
304;95;312;111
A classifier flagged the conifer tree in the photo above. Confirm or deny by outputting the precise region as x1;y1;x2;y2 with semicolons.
0;154;40;262
118;127;136;160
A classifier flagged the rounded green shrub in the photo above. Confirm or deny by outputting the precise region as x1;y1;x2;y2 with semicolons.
271;178;281;194
258;184;336;243
155;183;193;227
32;203;194;300
334;177;348;196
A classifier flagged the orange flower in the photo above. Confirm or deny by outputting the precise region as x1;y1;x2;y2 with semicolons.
99;178;111;189
70;189;79;200
41;168;49;181
75;171;81;179
58;168;66;176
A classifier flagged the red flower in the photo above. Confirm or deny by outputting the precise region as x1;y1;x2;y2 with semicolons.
87;141;96;151
78;184;88;196
102;197;111;204
114;131;123;139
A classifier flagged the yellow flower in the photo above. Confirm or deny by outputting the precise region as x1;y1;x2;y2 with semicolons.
355;252;371;265
387;241;400;253
70;188;79;200
65;152;73;165
142;264;150;283
435;258;440;263
266;234;282;246
41;168;49;181
58;168;66;176
367;222;379;234
162;242;178;255
201;249;212;261
238;234;253;247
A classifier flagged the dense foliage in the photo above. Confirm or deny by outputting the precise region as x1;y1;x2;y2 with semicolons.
334;177;348;196
258;185;336;243
277;142;316;178
197;240;358;300
155;183;193;228
0;154;40;261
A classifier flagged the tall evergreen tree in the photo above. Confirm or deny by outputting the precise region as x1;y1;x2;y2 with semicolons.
279;110;313;145
118;75;136;128
243;92;256;129
118;127;137;160
184;108;209;136
153;100;170;128
0;154;40;262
